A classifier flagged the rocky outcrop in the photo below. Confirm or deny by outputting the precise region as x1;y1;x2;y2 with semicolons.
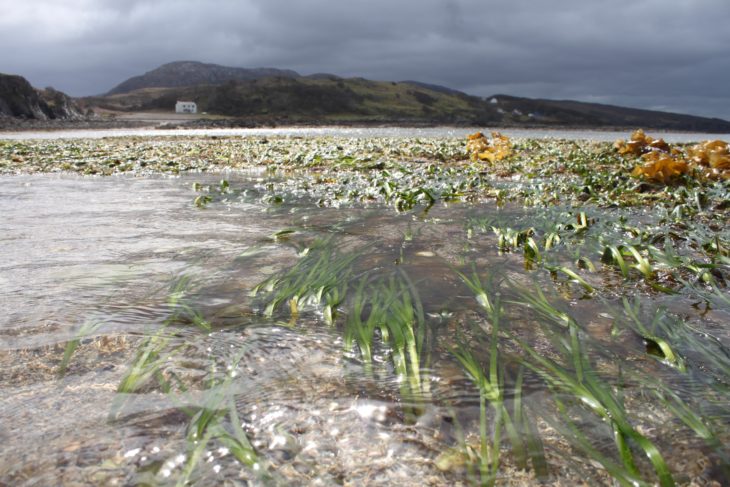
0;73;83;120
0;74;48;119
39;87;84;119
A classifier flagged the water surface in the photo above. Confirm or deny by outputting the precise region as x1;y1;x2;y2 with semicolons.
1;160;728;485
2;126;728;142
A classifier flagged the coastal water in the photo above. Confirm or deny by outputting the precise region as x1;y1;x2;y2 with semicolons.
0;173;482;485
1;135;728;485
1;126;728;142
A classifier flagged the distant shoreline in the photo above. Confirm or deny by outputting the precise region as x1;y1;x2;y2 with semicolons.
2;114;729;135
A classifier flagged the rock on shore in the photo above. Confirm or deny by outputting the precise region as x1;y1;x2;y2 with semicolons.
0;73;84;121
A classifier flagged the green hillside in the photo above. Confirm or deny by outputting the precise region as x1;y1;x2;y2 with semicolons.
89;76;501;125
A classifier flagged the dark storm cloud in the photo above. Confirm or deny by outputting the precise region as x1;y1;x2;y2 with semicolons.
2;0;729;119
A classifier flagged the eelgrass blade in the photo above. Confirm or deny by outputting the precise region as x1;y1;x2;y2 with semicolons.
117;338;172;393
545;264;595;293
602;245;630;278
522;403;549;480
650;386;730;479
454;264;494;313
625;245;653;280
505;367;528;471
224;400;260;468
452;287;540;486
452;344;501;487
58;320;103;377
509;284;573;328
524;237;543;267
178;422;216;487
620;298;686;371
546;397;649;487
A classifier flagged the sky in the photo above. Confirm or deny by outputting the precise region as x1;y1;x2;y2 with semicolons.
2;0;729;120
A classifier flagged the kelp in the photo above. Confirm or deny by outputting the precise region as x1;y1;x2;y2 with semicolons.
614;129;671;156
688;139;730;179
688;140;730;169
617;129;730;183
631;151;690;184
466;131;513;163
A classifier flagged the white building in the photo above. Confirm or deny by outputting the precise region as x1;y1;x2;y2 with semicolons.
175;101;197;114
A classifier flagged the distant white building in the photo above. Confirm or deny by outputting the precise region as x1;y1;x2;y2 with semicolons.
175;101;197;114
489;97;499;104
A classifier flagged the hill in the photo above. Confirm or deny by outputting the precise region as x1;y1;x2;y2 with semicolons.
400;80;465;96
106;61;299;95
489;95;730;132
86;61;730;131
89;76;502;125
0;73;83;120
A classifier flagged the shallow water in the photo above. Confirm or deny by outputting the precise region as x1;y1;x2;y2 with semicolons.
1;171;728;486
1;126;728;142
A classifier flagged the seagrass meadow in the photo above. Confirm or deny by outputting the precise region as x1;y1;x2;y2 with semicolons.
0;132;728;486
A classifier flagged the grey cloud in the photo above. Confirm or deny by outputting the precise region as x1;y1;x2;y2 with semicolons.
1;0;728;119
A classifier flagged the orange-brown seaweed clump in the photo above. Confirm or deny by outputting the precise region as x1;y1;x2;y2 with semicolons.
614;129;670;156
631;151;689;184
687;140;730;179
466;131;512;163
617;129;729;183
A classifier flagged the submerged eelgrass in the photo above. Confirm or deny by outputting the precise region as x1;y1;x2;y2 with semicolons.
380;271;431;417
249;237;360;323
176;354;266;486
252;237;434;419
112;276;201;407
343;269;433;419
448;281;547;486
509;284;676;487
452;297;547;486
619;297;686;371
107;277;264;484
57;320;103;377
343;276;386;376
617;297;730;471
451;264;690;486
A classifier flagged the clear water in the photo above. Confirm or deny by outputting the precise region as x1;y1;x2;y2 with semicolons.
1;171;728;485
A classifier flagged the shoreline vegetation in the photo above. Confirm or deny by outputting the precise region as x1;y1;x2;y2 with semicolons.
2;115;730;134
2;129;728;185
1;131;728;485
